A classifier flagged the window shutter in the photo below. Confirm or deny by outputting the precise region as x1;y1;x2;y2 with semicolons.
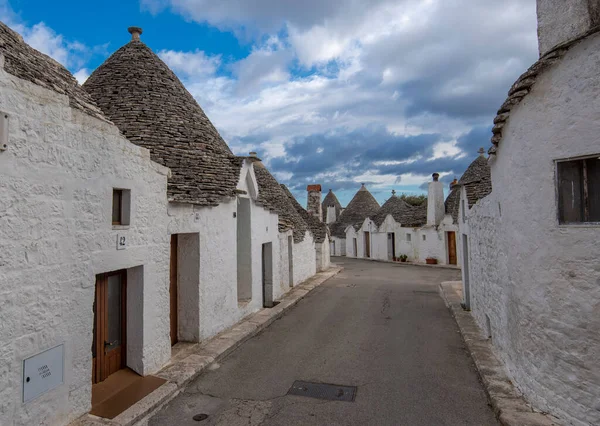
558;161;584;224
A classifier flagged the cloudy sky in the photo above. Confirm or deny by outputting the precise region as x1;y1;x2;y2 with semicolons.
1;0;538;206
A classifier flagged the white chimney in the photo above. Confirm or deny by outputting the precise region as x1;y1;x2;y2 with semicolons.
536;0;600;57
326;205;337;224
427;173;445;226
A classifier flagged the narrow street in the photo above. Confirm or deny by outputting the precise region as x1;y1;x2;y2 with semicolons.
149;258;497;426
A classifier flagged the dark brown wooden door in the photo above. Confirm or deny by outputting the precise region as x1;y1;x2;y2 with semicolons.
170;234;178;346
448;232;457;265
364;232;371;258
93;270;127;384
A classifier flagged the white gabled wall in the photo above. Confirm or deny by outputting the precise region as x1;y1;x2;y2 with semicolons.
0;69;171;425
330;236;346;256
292;231;317;286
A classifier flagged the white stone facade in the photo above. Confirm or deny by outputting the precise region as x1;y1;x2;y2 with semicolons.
0;66;171;424
330;236;346;257
463;31;600;426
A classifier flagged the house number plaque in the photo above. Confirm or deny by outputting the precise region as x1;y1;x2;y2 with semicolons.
117;234;127;250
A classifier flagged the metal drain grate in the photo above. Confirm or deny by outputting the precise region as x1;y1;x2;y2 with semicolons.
287;381;356;402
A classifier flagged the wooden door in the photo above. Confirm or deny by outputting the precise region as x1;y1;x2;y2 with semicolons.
387;233;394;260
448;231;457;265
262;243;273;308
353;238;358;257
364;232;371;258
93;271;127;384
170;235;178;346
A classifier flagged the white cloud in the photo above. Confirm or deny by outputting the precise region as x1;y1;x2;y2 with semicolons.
73;68;90;85
158;49;221;77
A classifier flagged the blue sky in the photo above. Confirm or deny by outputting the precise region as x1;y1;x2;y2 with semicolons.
1;0;539;207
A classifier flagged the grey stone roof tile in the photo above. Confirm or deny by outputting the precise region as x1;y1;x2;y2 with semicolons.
330;184;380;238
0;22;107;121
82;32;241;206
252;161;309;243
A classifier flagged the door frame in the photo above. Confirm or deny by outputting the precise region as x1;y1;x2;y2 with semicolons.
447;231;457;265
93;270;127;384
170;234;178;346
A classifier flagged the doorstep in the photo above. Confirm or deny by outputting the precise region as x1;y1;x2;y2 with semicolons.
439;281;560;426
70;265;343;426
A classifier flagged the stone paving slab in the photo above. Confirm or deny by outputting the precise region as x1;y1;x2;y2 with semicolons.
71;265;342;426
439;281;561;426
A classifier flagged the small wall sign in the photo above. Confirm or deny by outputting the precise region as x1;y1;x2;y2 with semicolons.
23;344;64;402
117;234;127;250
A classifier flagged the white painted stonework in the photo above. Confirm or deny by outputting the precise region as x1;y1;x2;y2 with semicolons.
315;234;331;272
330;236;346;257
0;67;171;425
464;32;600;426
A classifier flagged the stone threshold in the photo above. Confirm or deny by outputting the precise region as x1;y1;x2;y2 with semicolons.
439;281;560;426
70;265;343;426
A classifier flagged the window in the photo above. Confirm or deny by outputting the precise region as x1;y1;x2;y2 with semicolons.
112;189;131;226
422;235;426;241
461;199;466;223
406;233;411;242
557;156;600;224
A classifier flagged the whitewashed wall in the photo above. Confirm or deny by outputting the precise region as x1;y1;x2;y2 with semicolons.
330;236;346;256
468;33;600;426
315;234;331;271
292;231;317;286
278;231;292;295
0;69;171;425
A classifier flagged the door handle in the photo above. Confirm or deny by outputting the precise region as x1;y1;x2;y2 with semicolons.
104;340;118;348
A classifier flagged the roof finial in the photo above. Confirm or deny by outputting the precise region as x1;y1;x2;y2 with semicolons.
128;27;143;41
391;190;396;196
478;147;485;157
361;183;365;187
432;172;440;182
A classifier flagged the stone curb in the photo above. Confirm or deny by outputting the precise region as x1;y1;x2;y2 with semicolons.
438;282;561;426
72;265;343;426
334;256;460;271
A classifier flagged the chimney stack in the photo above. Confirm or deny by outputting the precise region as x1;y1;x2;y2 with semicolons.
536;1;600;57
427;172;445;226
449;178;458;190
128;26;143;41
307;184;323;221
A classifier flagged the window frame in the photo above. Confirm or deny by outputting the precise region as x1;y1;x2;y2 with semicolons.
112;188;132;228
112;189;123;225
555;154;600;227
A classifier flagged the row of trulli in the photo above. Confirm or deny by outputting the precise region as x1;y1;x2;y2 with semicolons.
457;2;600;425
0;24;329;425
322;151;490;266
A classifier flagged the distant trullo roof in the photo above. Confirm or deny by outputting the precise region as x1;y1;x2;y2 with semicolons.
281;184;329;244
83;27;243;206
372;194;423;227
330;184;380;238
321;189;343;222
0;21;107;121
445;150;492;223
250;159;309;243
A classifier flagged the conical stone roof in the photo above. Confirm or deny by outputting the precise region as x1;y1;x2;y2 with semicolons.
0;22;106;121
321;189;343;222
250;160;309;243
459;152;492;208
330;184;380;238
83;27;242;206
373;194;420;227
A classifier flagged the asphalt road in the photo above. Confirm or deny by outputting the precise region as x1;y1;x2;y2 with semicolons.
149;258;498;426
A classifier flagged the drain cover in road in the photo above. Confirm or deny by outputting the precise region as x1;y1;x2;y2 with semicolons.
287;381;356;402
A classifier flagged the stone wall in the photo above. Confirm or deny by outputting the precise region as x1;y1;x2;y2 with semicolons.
291;231;317;286
315;234;331;272
330;236;346;257
0;67;171;425
468;33;600;426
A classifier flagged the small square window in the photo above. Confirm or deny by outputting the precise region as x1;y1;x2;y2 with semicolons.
557;156;600;224
406;233;411;242
112;189;131;226
422;235;426;241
